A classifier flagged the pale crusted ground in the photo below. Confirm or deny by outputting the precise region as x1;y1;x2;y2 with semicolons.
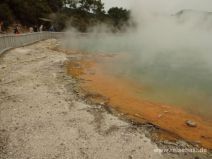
0;40;208;159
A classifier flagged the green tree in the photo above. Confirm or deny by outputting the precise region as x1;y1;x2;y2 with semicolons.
47;0;64;12
0;0;130;32
92;0;105;15
4;0;52;25
0;3;13;22
108;7;130;27
64;0;78;9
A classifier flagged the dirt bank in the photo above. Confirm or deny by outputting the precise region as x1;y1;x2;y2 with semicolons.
0;40;210;159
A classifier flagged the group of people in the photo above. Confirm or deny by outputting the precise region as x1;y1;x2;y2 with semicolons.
13;24;55;34
0;21;56;35
29;25;56;33
29;25;44;33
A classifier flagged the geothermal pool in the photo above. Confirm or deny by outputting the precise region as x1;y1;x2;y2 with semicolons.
110;52;212;120
63;34;212;120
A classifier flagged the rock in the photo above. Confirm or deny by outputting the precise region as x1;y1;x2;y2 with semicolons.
163;140;177;146
0;65;7;69
157;114;163;118
177;140;188;147
100;102;105;106
185;120;197;127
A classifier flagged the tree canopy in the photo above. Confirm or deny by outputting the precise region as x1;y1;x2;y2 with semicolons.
108;7;130;29
0;0;131;32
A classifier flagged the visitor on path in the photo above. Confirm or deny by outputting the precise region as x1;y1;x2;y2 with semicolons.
39;25;43;32
14;24;20;34
29;27;33;33
49;25;55;32
33;25;38;32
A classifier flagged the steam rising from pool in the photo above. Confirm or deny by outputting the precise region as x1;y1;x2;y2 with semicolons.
63;0;212;119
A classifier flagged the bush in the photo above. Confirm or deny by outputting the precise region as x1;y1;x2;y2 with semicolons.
0;3;13;23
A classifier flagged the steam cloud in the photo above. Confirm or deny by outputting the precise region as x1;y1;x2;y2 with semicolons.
63;0;212;118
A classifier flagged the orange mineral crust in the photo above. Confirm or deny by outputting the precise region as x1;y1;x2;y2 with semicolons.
68;55;212;149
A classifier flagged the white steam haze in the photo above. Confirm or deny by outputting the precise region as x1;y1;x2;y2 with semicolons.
63;0;212;119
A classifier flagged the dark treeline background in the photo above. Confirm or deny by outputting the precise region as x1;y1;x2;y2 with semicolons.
0;0;131;32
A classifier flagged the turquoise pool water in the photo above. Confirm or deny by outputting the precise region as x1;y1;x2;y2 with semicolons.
63;33;212;119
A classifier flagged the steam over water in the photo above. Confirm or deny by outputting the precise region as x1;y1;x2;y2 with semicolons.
63;0;212;119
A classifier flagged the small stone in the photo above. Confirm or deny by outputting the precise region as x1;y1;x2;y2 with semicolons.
157;114;163;118
100;102;105;106
177;140;188;147
185;120;197;127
